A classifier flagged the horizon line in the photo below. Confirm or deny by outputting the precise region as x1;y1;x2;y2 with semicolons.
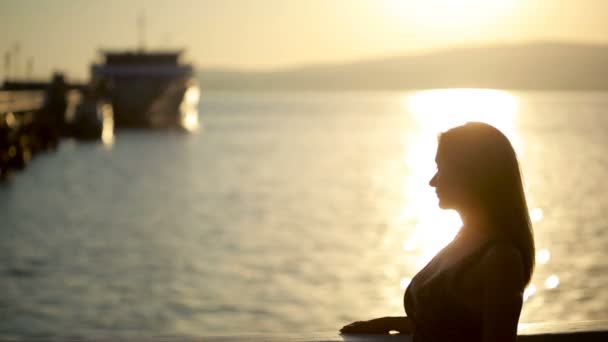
197;38;608;73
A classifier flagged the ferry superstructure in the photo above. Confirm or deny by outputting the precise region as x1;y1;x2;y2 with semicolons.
91;50;200;130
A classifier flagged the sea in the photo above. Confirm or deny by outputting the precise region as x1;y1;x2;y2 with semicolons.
1;90;607;339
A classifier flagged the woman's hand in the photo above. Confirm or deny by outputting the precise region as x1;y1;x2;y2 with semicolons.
340;316;412;334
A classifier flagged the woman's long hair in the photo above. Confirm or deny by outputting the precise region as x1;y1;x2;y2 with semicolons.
438;122;535;285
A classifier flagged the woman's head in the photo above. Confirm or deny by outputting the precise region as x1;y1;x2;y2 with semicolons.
430;122;535;284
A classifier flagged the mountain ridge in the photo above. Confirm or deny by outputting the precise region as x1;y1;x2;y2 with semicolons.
198;42;608;90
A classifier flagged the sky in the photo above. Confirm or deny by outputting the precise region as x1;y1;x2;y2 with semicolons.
1;0;608;80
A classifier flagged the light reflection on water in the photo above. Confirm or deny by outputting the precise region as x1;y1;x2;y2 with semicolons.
100;103;114;146
537;249;551;265
397;89;556;306
179;85;201;132
1;90;606;338
396;88;540;266
545;275;560;289
524;284;537;302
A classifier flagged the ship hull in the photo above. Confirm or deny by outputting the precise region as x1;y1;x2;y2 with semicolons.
91;52;200;130
105;76;192;128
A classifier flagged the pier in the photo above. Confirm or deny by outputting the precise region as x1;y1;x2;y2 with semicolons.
1;74;107;181
0;88;59;180
0;90;45;113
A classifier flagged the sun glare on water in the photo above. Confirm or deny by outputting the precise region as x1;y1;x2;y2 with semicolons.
398;89;521;266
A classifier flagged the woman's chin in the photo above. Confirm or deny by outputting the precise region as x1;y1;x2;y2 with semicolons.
437;200;452;210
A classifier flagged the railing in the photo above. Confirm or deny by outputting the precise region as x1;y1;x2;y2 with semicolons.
201;321;608;342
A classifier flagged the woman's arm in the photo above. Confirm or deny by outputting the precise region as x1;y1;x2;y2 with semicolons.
340;316;414;334
480;244;525;342
391;316;414;333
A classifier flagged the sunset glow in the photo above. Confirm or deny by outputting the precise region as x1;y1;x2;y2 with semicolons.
3;0;608;78
383;0;518;32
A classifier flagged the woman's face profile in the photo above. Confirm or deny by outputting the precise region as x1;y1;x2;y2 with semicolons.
429;147;467;210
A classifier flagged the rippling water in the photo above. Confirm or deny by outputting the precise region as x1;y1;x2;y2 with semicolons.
1;90;607;339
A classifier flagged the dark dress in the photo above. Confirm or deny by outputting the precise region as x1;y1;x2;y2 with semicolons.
404;233;517;342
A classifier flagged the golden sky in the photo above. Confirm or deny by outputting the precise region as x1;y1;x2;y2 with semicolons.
1;0;608;79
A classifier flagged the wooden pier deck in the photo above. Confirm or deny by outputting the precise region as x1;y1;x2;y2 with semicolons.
0;90;46;114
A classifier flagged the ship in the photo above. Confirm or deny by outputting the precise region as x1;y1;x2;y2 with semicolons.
90;50;200;131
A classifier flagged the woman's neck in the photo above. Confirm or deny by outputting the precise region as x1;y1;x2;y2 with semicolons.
457;211;494;242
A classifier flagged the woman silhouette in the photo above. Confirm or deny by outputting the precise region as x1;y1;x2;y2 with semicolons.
340;122;535;342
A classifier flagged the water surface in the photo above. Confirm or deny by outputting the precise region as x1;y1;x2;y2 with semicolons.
1;90;607;338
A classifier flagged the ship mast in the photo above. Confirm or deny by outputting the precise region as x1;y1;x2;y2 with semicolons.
137;10;146;52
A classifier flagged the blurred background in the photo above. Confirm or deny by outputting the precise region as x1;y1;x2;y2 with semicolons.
1;0;607;339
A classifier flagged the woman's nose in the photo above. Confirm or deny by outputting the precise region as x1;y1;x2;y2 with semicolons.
429;173;437;187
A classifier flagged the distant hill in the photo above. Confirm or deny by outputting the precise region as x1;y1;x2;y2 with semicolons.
198;42;608;91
